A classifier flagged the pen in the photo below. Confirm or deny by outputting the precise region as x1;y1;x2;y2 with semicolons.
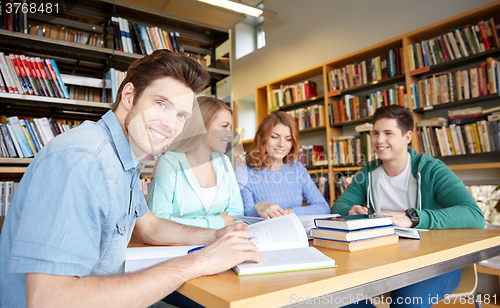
187;246;204;254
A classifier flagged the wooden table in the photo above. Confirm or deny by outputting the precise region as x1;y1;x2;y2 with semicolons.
161;229;500;308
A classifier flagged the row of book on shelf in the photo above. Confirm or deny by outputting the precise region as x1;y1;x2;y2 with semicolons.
329;85;407;124
285;104;326;131
298;145;327;167
0;52;69;98
330;123;376;166
0;116;81;158
268;80;318;111
29;20;107;48
311;175;329;202
109;16;186;55
0;181;17;217
326;48;405;93
408;17;500;72
416;107;500;157
410;58;500;109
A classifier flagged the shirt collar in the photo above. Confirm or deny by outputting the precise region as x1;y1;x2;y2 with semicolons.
99;110;144;172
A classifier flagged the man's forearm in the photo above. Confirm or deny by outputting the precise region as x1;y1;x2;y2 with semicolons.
27;254;202;308
134;211;216;246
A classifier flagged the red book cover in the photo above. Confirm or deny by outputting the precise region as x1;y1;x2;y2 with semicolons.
478;22;491;50
11;55;33;95
339;100;346;123
27;57;47;96
480;62;488;95
449;113;483;120
383;89;388;106
18;55;40;95
437;38;450;62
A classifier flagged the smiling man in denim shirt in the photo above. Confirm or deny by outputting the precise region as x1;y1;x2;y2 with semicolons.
0;50;260;308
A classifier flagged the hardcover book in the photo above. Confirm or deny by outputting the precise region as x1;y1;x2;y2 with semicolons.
314;214;393;231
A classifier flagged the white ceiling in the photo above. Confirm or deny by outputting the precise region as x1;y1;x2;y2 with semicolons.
119;0;266;30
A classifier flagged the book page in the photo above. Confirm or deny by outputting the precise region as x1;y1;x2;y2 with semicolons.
298;214;340;238
125;246;198;273
235;247;336;276
247;214;308;251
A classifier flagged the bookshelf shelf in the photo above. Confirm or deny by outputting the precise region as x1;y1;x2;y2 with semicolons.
299;126;326;134
0;167;28;174
331;117;373;127
327;75;406;97
306;165;329;172
332;166;363;172
439;152;500;166
242;139;254;146
0;93;112;111
413;93;500;113
409;47;500;77
0;158;33;165
279;95;325;111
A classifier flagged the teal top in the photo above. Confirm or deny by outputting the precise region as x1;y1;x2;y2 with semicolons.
147;152;244;229
331;147;485;229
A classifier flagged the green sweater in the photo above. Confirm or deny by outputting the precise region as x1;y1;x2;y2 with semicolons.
331;148;484;229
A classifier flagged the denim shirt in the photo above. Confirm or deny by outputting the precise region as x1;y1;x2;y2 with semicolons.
0;111;148;308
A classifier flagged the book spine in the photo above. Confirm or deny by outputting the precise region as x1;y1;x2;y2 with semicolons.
19;119;37;154
19;55;40;95
7;117;32;157
0;124;17;157
12;54;34;95
48;59;69;98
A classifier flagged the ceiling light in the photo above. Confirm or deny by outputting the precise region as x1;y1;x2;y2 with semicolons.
197;0;263;17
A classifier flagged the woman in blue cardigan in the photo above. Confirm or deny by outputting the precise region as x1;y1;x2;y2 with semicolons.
147;96;243;229
235;111;330;218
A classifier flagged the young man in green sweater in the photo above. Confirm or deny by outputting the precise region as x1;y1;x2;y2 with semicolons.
332;105;484;308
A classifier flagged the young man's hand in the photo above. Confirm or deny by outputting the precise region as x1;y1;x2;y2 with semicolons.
189;229;261;276
376;211;412;228
348;205;369;215
254;201;287;218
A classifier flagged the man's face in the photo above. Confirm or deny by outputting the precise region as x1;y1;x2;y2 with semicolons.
125;77;194;158
371;118;412;163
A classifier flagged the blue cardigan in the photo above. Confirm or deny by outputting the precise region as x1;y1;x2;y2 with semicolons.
235;161;330;216
147;152;244;229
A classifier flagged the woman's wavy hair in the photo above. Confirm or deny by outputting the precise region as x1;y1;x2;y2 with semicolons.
246;111;299;170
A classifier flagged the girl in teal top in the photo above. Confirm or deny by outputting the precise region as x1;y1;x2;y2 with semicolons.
147;97;243;229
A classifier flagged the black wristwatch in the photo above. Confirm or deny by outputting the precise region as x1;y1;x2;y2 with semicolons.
405;208;420;228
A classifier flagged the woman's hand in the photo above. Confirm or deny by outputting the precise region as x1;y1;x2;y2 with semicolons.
254;202;288;218
218;211;237;226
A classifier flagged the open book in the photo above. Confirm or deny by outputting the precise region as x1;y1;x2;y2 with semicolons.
125;214;336;276
235;214;336;276
235;213;340;239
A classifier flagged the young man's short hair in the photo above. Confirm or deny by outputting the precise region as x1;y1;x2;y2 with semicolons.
372;105;414;134
111;50;209;111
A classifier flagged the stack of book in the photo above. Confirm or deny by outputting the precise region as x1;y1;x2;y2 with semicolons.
312;215;399;252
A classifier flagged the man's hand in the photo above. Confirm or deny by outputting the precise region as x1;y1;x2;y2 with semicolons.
218;211;236;226
348;205;368;215
215;222;249;241
254;201;286;218
189;229;261;276
376;211;412;228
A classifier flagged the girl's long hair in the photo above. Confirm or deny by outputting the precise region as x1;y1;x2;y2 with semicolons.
246;111;299;170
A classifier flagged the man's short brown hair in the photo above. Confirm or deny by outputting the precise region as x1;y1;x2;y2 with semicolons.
111;50;209;111
372;105;414;134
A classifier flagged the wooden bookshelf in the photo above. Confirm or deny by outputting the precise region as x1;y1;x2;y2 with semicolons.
255;1;500;203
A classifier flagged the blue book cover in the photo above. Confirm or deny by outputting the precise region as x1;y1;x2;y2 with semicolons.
7;116;33;158
24;119;41;152
50;60;70;99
